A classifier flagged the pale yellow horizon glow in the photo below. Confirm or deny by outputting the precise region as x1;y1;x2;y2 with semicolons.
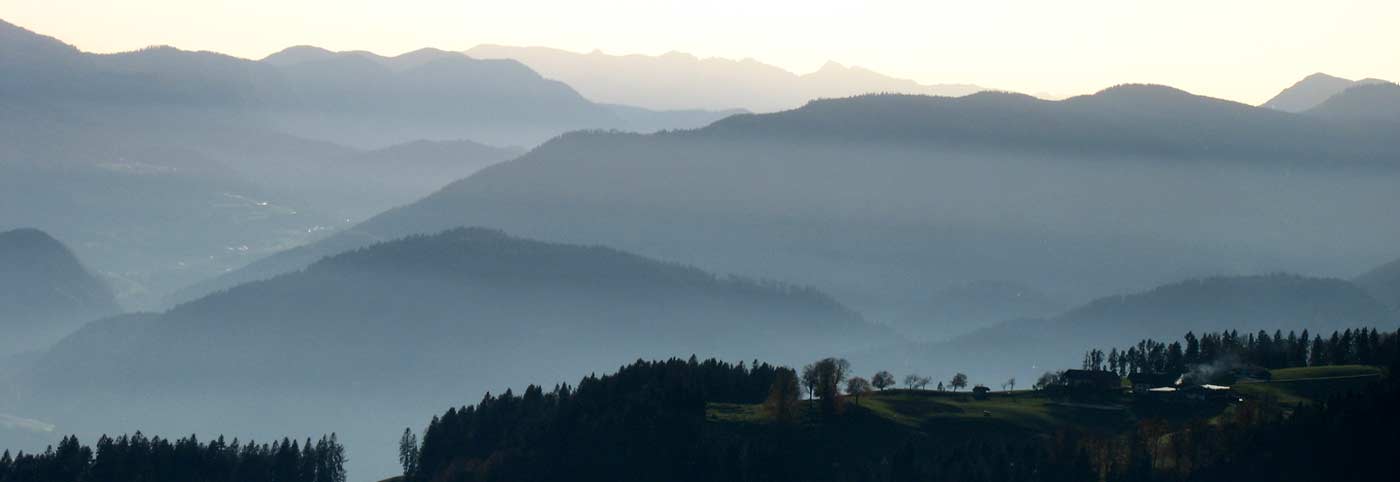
3;0;1397;104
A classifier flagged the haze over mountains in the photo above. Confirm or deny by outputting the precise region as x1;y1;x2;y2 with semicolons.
466;45;986;112
1303;82;1400;124
254;44;739;148
185;84;1400;340
6;12;1400;481
0;19;731;307
1356;257;1400;311
0;229;119;357
15;231;1399;478
1261;72;1392;112
13;228;886;477
902;273;1399;384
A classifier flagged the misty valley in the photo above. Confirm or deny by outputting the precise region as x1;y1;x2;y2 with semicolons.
3;11;1400;482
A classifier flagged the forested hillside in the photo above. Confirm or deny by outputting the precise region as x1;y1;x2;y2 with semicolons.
398;338;1400;482
899;274;1396;384
14;228;883;477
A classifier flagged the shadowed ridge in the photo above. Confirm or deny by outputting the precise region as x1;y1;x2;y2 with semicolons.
0;17;81;58
1262;73;1394;113
1305;82;1400;123
0;228;121;354
21;227;884;478
1063;83;1263;113
912;273;1398;387
1355;257;1400;311
260;45;338;66
0;228;100;284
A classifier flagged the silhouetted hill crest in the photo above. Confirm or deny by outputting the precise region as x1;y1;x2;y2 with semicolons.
464;44;985;112
0;228;120;354
1058;273;1392;330
910;273;1398;386
35;227;883;402
1262;73;1392;112
1355;258;1400;311
1305;82;1400;123
0;18;80;59
259;45;338;66
263;227;855;311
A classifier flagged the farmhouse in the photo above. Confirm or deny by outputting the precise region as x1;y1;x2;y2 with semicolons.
1061;370;1121;392
1128;372;1178;394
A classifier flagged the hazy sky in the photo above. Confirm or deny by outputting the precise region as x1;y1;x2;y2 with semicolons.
5;0;1397;103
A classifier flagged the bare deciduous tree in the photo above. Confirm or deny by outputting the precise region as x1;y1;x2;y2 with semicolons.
845;377;873;405
950;373;969;392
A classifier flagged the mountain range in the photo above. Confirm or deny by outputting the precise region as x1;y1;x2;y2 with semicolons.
18;232;1399;478
465;45;986;112
7;17;1400;480
254;44;740;148
11;228;886;477
0;19;736;307
180;83;1400;340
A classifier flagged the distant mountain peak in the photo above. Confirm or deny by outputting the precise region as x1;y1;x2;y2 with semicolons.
1301;72;1347;82
1261;73;1394;113
1090;83;1194;98
464;44;986;111
815;60;847;72
0;227;63;249
262;45;465;71
260;45;338;66
1068;83;1248;112
659;50;698;61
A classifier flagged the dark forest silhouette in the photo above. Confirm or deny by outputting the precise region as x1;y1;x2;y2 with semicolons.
400;333;1400;482
0;433;345;482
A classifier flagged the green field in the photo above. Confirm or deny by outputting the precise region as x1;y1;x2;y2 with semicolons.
708;388;1134;441
1235;365;1383;406
708;365;1387;438
1267;364;1381;381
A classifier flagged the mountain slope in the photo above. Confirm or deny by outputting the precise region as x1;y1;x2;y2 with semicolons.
0;229;119;355
19;227;885;477
465;45;984;112
192;87;1400;338
1304;82;1400;123
906;274;1397;385
906;281;1064;340
1355;257;1400;311
1261;73;1392;112
42;228;882;388
235;138;524;223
